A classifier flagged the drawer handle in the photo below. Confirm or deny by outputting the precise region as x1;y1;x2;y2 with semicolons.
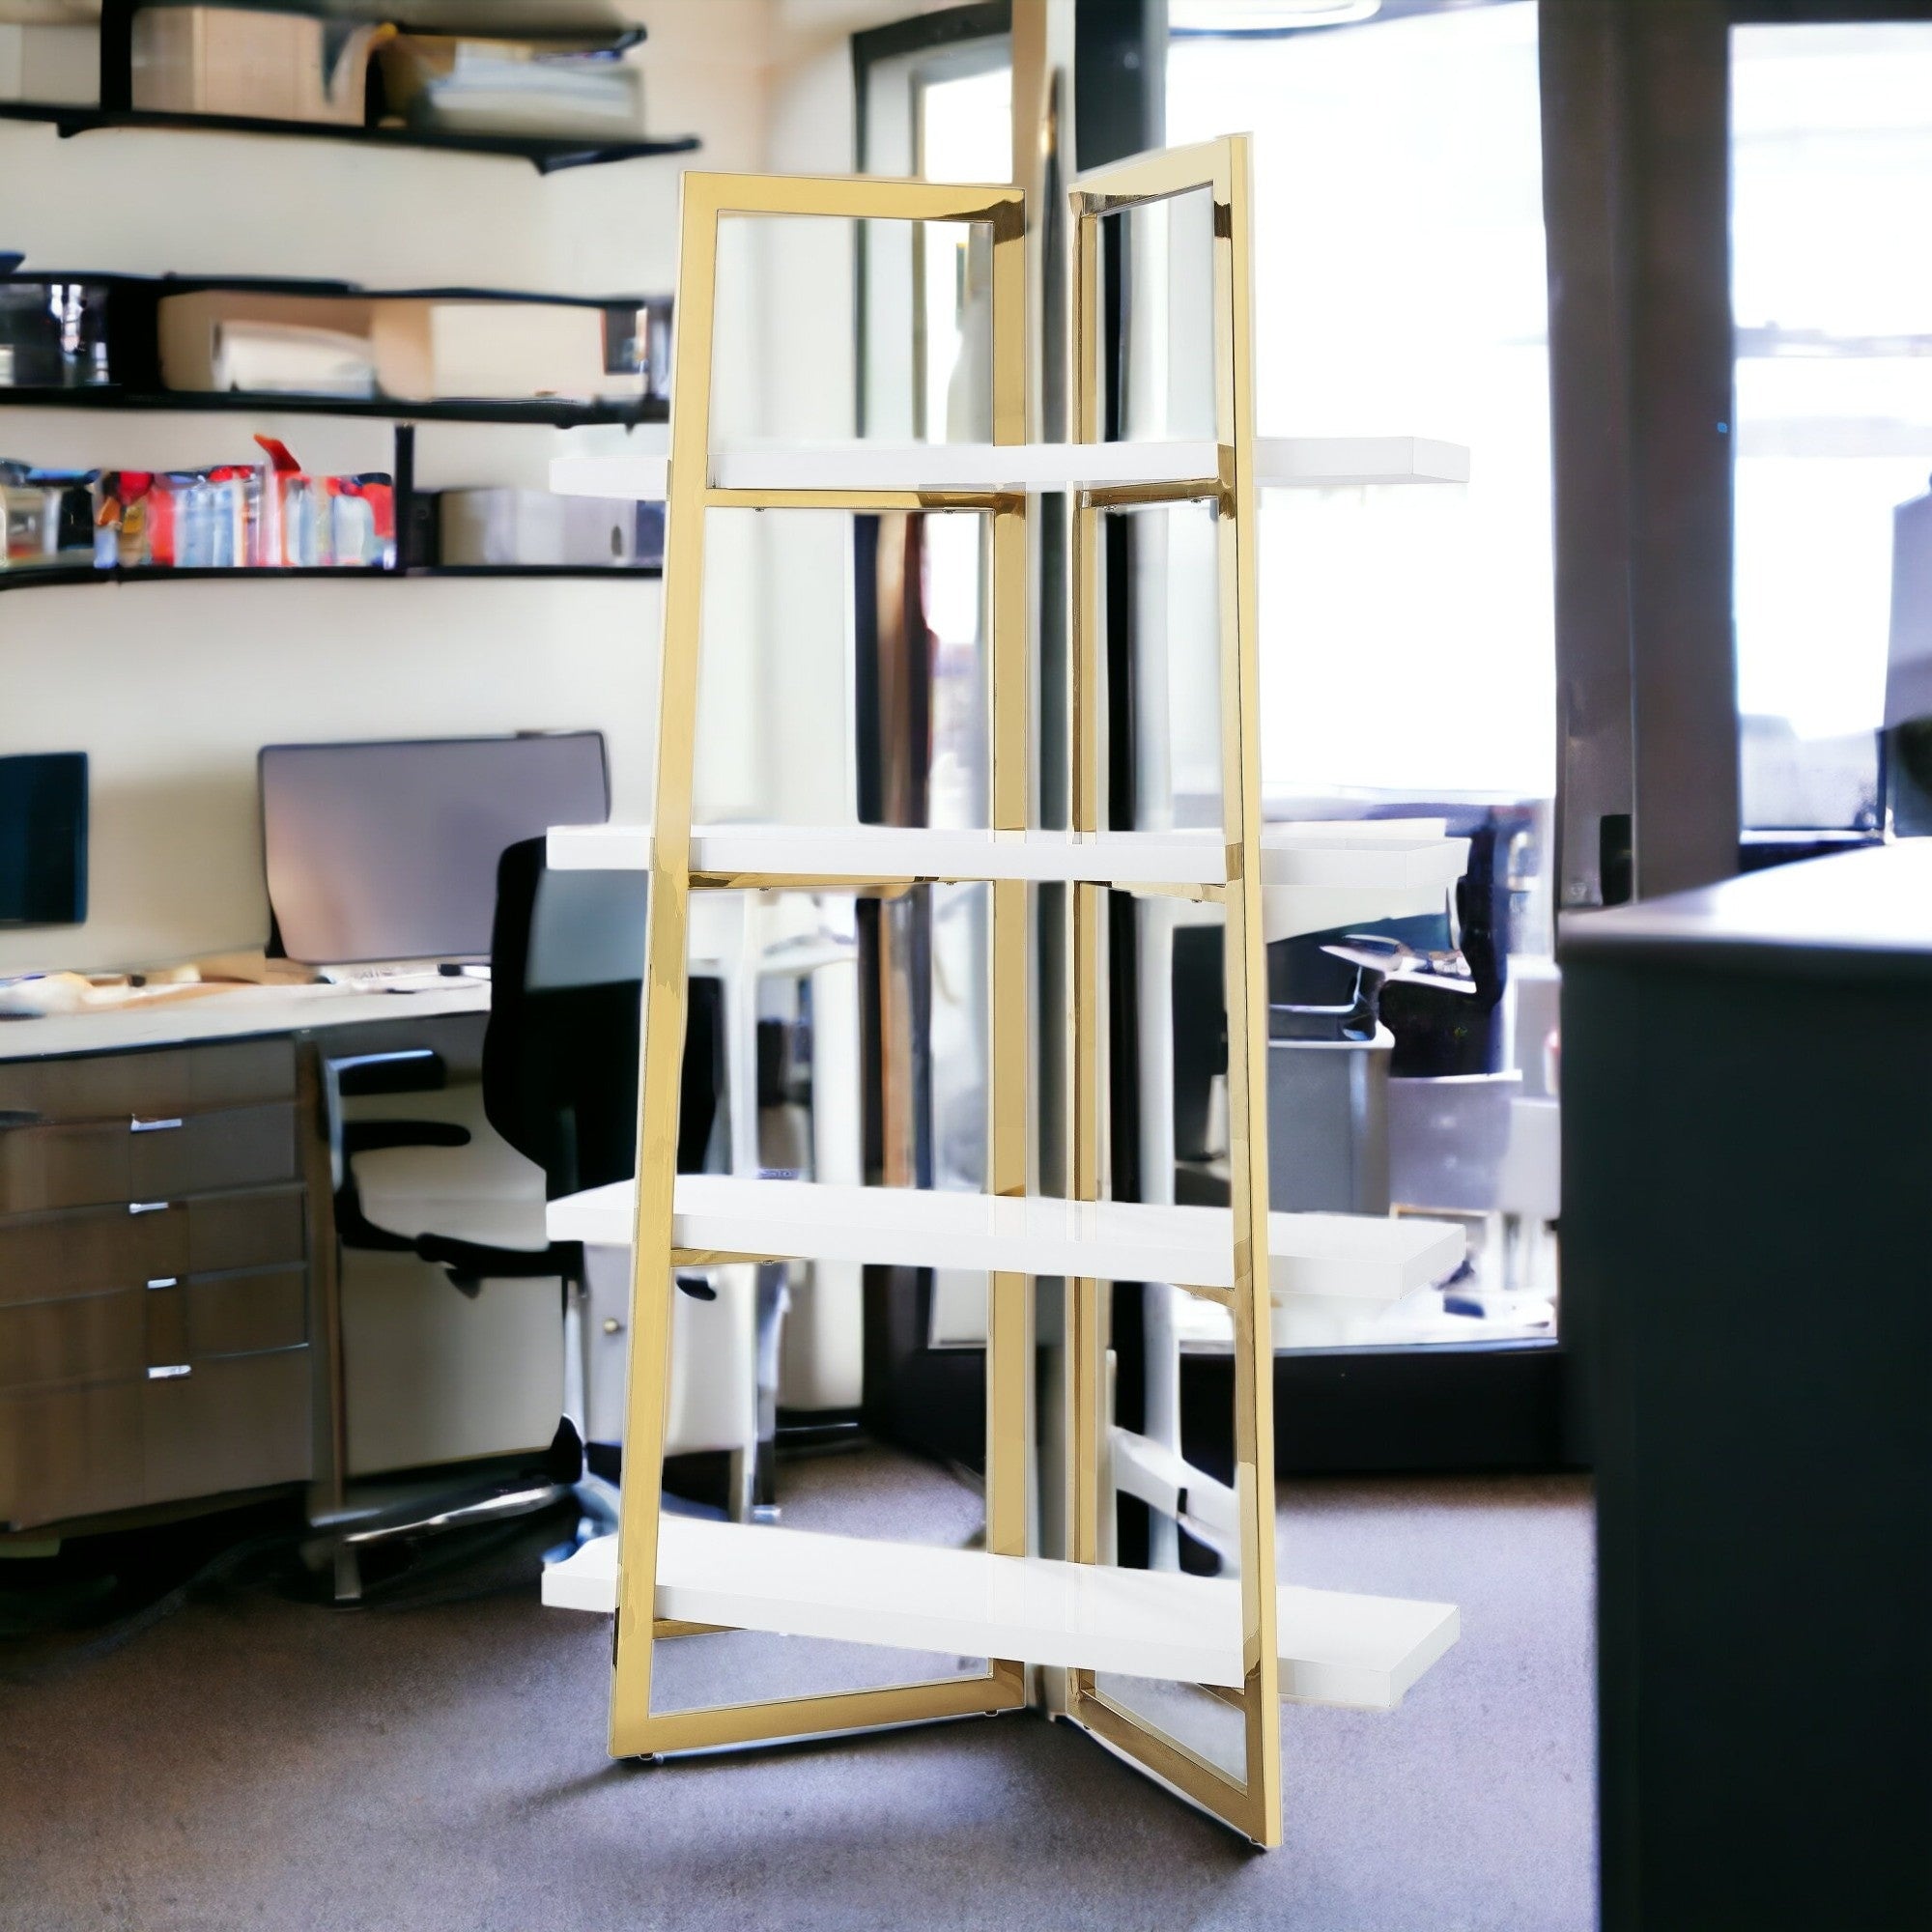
147;1364;191;1380
146;1277;178;1292
130;1116;185;1134
128;1201;172;1216
603;1318;624;1335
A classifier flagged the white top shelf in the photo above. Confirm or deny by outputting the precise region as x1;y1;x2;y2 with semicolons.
549;436;1469;502
545;819;1470;895
549;1172;1463;1299
540;1519;1461;1710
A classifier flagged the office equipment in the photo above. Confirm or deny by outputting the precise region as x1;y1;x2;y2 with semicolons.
1566;842;1932;1932
0;751;86;927
538;143;1460;1850
260;731;610;966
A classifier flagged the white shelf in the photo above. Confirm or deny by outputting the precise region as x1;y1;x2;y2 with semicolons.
1255;435;1469;488
548;436;1469;502
546;818;1469;899
541;1520;1460;1711
549;1173;1463;1299
549;823;1226;886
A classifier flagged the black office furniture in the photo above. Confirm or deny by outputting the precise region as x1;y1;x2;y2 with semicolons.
485;837;721;1196
1565;841;1932;1932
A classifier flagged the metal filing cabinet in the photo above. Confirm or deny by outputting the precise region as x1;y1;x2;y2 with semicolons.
0;1037;317;1530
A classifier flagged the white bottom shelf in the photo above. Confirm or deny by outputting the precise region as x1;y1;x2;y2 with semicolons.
542;1520;1458;1712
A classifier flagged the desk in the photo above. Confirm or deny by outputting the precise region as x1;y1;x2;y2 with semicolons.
0;979;489;1538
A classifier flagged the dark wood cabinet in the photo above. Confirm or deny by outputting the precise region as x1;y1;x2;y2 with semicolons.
0;1040;319;1532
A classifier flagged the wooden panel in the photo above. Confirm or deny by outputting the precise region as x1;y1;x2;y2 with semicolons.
0;1104;300;1214
0;1037;295;1125
129;1105;299;1200
185;1266;306;1360
0;1186;306;1307
0;1380;144;1529
0;1292;145;1392
187;1186;306;1275
0;1120;132;1215
0;1201;179;1305
142;1350;312;1505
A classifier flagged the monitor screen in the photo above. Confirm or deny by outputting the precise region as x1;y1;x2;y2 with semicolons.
0;751;88;927
259;733;610;965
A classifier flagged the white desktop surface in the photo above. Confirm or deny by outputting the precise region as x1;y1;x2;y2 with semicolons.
0;980;492;1061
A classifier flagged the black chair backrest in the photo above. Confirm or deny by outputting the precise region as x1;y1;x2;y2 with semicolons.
483;837;723;1199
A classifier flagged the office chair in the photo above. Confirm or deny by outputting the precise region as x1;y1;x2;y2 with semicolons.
313;838;736;1597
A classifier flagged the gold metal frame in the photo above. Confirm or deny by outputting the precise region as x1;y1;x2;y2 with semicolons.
611;170;1032;1761
1063;135;1283;1850
610;144;1281;1848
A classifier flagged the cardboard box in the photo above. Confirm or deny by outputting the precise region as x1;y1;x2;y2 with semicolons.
158;291;632;404
0;21;98;103
368;300;617;402
130;6;384;125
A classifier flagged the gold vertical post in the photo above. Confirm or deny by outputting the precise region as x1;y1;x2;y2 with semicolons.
608;165;720;1761
1213;135;1284;1847
985;190;1031;1589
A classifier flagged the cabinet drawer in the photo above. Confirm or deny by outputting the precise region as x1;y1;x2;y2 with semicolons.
145;1266;307;1368
0;1038;296;1126
143;1349;312;1508
0;1291;144;1392
0;1380;145;1529
0;1104;298;1215
0;1186;307;1308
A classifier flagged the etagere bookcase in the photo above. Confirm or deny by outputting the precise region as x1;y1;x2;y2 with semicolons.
540;138;1461;1850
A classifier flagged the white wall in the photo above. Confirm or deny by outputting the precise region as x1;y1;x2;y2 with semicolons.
0;1;781;976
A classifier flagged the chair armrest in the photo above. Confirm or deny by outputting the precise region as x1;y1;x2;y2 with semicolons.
328;1048;447;1097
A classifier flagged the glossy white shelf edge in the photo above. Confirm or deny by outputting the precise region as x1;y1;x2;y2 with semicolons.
541;1521;1460;1711
545;820;1470;895
1256;435;1469;487
549;1173;1464;1299
549;436;1469;502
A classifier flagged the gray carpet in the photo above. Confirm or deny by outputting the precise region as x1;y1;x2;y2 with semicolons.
0;1458;1595;1932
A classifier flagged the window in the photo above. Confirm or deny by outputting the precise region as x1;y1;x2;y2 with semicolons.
1729;22;1932;833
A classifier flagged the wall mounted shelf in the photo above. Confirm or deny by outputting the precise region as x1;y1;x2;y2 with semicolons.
0;562;661;594
0;101;699;174
0;269;672;427
0;385;668;430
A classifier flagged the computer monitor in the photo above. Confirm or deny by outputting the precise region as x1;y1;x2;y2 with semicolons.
259;732;610;966
0;751;87;927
